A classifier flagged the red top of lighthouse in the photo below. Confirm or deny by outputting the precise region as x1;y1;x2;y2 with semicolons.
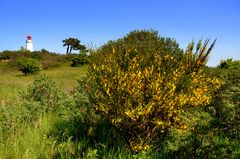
27;34;32;40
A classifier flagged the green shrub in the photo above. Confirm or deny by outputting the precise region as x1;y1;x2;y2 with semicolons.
166;59;240;158
38;52;61;69
17;57;41;75
22;75;69;114
82;30;220;152
218;58;240;69
0;50;16;60
71;52;89;67
211;59;240;139
17;75;75;127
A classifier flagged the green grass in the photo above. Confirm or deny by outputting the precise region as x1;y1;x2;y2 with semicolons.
0;62;87;101
0;63;91;158
42;64;88;92
0;112;133;159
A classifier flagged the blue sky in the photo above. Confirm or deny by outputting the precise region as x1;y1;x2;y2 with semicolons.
0;0;239;66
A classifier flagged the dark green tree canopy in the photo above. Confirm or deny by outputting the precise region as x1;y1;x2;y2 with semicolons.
63;38;86;54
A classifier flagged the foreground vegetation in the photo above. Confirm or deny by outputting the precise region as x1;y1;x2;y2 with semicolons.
0;30;240;158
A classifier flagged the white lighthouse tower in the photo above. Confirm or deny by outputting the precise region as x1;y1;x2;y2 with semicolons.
26;34;33;52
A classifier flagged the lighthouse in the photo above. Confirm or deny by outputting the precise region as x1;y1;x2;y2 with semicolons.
26;34;33;52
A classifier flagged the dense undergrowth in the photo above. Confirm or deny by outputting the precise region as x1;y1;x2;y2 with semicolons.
0;50;81;70
0;67;239;158
0;30;240;158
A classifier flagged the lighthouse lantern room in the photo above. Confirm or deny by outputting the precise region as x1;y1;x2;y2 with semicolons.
26;34;33;52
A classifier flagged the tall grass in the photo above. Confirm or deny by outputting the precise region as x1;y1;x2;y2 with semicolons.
0;74;128;158
0;83;20;104
0;115;52;159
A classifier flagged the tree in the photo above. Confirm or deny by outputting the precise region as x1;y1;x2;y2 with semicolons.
63;38;86;54
81;30;221;152
63;38;71;54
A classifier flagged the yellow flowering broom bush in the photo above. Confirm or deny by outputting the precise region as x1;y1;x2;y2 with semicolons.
83;30;221;152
